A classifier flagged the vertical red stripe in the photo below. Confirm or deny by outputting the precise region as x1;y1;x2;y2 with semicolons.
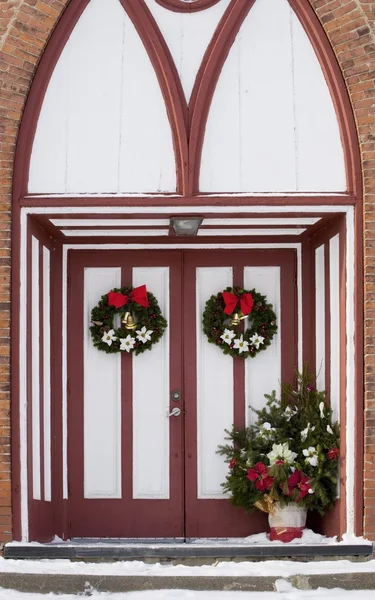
121;265;133;502
233;266;245;429
39;242;45;502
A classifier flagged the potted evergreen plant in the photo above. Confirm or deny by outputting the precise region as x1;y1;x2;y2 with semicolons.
218;368;340;542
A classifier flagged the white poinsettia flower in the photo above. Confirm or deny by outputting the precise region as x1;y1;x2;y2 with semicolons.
120;335;136;353
102;329;117;346
327;424;334;435
267;442;297;466
303;446;319;467
136;326;153;343
301;422;315;442
220;328;236;345
249;333;265;349
233;335;249;354
319;401;325;418
284;405;298;421
259;422;275;437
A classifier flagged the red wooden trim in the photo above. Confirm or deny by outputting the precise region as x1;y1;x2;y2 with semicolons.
155;0;221;12
288;0;362;199
120;0;189;195
233;266;245;430
67;254;85;537
39;242;45;503
13;0;91;202
50;243;67;538
301;239;315;370
324;241;331;399
188;0;255;194
20;195;357;208
121;265;133;502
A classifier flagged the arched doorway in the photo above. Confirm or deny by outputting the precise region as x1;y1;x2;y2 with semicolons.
12;0;362;542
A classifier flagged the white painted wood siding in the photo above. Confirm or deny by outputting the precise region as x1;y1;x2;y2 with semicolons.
31;236;41;500
196;267;233;499
329;235;340;422
244;267;281;425
144;0;231;100
42;247;52;502
200;0;346;193
83;267;122;498
315;245;326;390
29;0;176;194
132;267;170;499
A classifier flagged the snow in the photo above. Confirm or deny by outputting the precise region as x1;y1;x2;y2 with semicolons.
0;584;375;600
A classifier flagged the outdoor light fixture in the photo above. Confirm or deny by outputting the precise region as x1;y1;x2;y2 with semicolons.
170;217;203;236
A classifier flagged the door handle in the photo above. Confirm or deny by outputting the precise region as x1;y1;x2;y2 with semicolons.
168;407;181;418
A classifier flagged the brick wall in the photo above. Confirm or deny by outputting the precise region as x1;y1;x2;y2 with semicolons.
0;0;374;542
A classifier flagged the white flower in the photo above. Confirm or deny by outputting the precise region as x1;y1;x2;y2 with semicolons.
284;406;298;421
303;446;319;467
319;401;325;419
301;422;315;442
259;422;275;437
120;335;136;353
267;442;297;466
233;335;249;354
327;425;334;435
136;326;153;344
249;333;265;349
220;328;236;345
102;329;117;346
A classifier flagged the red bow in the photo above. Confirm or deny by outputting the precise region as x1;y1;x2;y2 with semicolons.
222;291;253;316
107;285;149;308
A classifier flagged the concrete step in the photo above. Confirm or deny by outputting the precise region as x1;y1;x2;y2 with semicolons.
1;571;375;594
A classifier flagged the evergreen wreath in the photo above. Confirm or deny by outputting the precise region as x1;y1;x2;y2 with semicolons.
90;285;167;355
202;286;277;359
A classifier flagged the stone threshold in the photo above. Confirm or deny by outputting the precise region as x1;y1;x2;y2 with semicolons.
4;539;374;562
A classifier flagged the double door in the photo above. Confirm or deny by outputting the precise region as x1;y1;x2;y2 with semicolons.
67;249;296;538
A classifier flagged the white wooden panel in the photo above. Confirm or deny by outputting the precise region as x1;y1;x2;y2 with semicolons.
329;235;340;422
197;228;306;236
29;51;69;193
32;236;41;500
144;0;231;100
244;267;281;425
84;267;122;498
291;12;346;191
62;229;170;237
29;0;176;194
197;267;233;498
201;0;295;192
132;267;170;499
42;247;51;502
52;219;170;227
66;0;124;193
200;0;346;193
315;245;326;390
119;12;176;192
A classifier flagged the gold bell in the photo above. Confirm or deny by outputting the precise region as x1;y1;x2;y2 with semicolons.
122;311;137;330
230;313;248;327
230;313;240;327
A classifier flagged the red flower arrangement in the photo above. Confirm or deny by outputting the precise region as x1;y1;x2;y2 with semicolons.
246;462;274;491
